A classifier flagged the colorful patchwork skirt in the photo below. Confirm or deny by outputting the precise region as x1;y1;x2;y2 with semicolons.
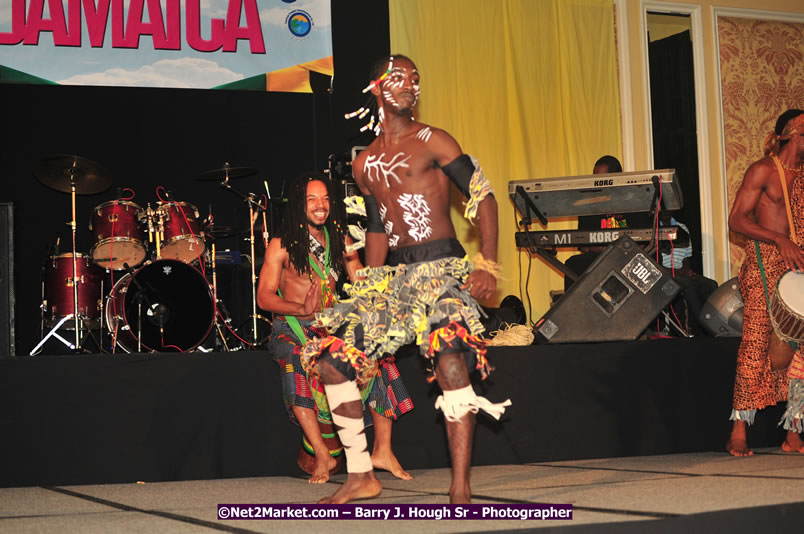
300;238;493;386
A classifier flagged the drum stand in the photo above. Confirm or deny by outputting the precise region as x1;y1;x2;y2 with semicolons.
218;171;271;348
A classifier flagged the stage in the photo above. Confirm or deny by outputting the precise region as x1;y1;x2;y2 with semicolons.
2;336;787;491
2;451;804;532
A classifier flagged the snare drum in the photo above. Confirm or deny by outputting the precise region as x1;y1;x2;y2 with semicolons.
158;202;206;263
769;271;804;344
90;200;147;270
44;253;103;329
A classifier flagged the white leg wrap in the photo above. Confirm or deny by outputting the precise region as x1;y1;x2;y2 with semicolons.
434;384;512;423
325;381;373;473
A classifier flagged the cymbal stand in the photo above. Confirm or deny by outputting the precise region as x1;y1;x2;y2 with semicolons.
218;169;269;347
207;205;231;351
30;314;77;355
33;165;87;353
69;168;81;344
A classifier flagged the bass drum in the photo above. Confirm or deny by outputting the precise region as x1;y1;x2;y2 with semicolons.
106;259;214;353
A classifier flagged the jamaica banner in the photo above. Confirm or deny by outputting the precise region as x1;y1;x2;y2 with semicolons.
0;0;332;92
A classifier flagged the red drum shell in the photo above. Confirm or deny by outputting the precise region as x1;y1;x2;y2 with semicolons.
45;253;103;329
90;200;147;270
158;202;206;264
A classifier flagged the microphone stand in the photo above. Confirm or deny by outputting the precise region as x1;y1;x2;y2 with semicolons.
218;167;269;348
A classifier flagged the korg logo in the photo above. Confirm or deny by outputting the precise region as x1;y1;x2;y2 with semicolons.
593;179;614;186
590;231;619;243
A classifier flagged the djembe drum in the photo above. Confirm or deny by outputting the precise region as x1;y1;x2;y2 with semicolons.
768;271;804;370
296;419;344;475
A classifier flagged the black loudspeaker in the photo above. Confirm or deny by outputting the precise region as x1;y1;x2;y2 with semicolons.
0;203;14;356
698;277;743;337
534;235;681;343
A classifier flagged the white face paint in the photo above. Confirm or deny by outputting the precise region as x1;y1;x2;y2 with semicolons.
381;66;419;110
382;90;398;109
397;193;432;242
363;152;411;188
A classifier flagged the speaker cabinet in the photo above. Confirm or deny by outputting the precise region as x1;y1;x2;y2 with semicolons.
534;235;681;343
0;203;14;356
698;277;743;337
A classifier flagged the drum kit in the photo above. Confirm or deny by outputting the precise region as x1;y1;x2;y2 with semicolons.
30;155;272;355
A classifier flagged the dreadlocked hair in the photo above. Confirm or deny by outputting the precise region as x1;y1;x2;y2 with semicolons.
277;171;347;277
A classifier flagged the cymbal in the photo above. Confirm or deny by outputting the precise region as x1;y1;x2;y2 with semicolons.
34;154;112;194
197;166;257;182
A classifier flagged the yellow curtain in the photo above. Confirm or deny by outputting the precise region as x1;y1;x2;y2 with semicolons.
389;0;621;322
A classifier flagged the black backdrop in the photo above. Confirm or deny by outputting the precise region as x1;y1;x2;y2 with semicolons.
0;1;390;356
649;30;703;275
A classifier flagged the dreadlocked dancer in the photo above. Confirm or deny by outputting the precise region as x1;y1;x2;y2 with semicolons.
726;109;804;457
301;55;510;504
257;172;413;483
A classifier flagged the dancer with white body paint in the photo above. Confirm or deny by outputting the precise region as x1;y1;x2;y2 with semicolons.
301;55;509;505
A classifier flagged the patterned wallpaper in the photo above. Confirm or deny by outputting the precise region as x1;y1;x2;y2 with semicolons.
718;16;804;275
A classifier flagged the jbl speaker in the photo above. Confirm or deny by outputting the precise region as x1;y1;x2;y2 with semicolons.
0;203;14;356
534;235;681;343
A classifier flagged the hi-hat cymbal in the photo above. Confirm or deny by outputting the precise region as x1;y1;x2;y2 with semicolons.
34;154;112;194
197;166;257;182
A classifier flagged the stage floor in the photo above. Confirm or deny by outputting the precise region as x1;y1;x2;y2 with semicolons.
4;337;793;491
2;449;803;533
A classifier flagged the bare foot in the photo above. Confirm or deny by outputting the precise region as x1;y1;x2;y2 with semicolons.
308;454;338;484
781;431;804;453
372;450;413;480
726;420;754;457
318;472;382;504
450;483;471;504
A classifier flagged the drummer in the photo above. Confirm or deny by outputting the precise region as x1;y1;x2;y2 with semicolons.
726;109;804;456
256;172;412;483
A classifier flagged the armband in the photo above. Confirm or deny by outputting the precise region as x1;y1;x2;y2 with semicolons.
441;154;474;197
442;154;494;221
364;195;385;233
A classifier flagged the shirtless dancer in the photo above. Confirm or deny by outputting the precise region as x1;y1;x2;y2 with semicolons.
258;172;412;482
726;109;804;456
301;55;509;504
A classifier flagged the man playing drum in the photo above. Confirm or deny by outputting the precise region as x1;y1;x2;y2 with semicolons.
257;172;412;483
726;109;804;456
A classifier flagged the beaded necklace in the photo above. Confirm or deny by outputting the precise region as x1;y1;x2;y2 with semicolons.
779;158;804;175
308;227;336;310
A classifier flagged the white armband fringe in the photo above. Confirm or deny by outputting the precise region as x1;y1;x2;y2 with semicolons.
463;155;494;222
434;384;511;422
